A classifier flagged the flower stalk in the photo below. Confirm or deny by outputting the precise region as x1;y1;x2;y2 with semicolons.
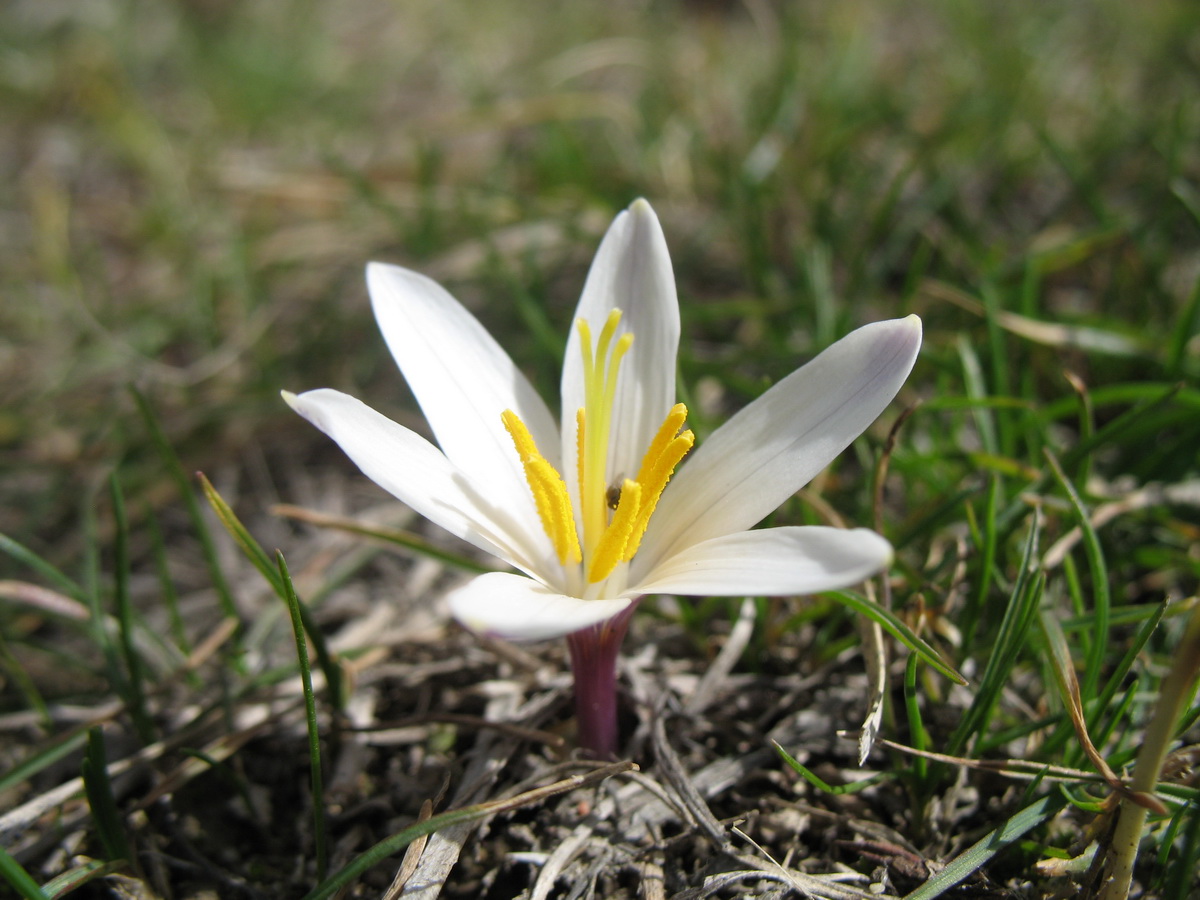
1098;600;1200;899
566;602;639;758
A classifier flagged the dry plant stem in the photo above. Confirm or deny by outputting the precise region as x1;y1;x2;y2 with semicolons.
566;602;639;758
1099;601;1200;900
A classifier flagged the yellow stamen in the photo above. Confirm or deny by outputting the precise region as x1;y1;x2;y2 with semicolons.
628;427;696;561
588;480;641;583
502;308;694;585
501;410;581;566
636;404;689;479
623;406;694;560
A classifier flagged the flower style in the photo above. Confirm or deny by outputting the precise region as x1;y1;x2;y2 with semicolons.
285;199;921;757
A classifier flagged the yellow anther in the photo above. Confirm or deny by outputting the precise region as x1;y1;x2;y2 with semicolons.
636;404;688;481
501;410;581;566
588;479;641;583
502;408;540;461
623;406;694;560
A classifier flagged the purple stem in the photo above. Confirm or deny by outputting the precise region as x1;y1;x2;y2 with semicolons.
565;601;639;758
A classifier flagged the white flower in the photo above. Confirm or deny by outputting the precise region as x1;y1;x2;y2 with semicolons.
285;200;921;643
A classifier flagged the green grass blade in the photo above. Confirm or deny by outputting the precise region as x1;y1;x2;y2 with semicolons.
824;589;965;685
41;859;126;899
109;473;154;743
0;627;50;728
277;551;327;883
996;383;1187;538
0;533;84;601
1044;450;1110;701
1053;383;1187;475
81;728;131;866
903;653;930;782
1091;679;1141;762
904;793;1066;900
80;497;130;715
772;740;885;795
0;843;49;900
947;512;1044;756
961;473;1001;649
1161;799;1200;900
979;281;1014;457
199;473;282;591
1065;371;1095;489
200;474;344;710
957;333;998;456
147;504;193;661
130;386;240;627
1165;272;1200;377
0;729;89;797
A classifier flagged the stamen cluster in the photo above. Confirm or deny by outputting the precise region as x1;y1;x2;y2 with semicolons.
501;309;694;586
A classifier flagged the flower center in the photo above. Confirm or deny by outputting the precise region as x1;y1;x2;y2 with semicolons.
502;309;693;585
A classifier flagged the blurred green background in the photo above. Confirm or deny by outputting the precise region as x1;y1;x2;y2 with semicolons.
3;0;1198;554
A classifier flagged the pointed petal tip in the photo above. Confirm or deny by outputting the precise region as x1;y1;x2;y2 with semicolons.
867;312;923;367
365;260;438;303
881;535;896;568
626;198;663;231
366;259;412;284
883;312;922;340
282;388;325;419
856;526;895;568
365;258;402;290
899;314;924;362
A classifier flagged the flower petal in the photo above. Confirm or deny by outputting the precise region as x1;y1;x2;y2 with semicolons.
633;526;892;597
284;388;555;577
448;571;634;642
560;199;681;486
366;261;560;525
637;315;921;572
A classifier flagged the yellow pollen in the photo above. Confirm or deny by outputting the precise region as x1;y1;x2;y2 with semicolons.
580;401;693;582
637;404;688;478
587;479;641;583
623;408;694;561
501;410;581;566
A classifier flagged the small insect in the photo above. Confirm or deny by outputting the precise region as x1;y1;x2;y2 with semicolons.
605;477;624;510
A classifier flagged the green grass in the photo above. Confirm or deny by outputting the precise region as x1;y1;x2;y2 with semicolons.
2;0;1199;896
